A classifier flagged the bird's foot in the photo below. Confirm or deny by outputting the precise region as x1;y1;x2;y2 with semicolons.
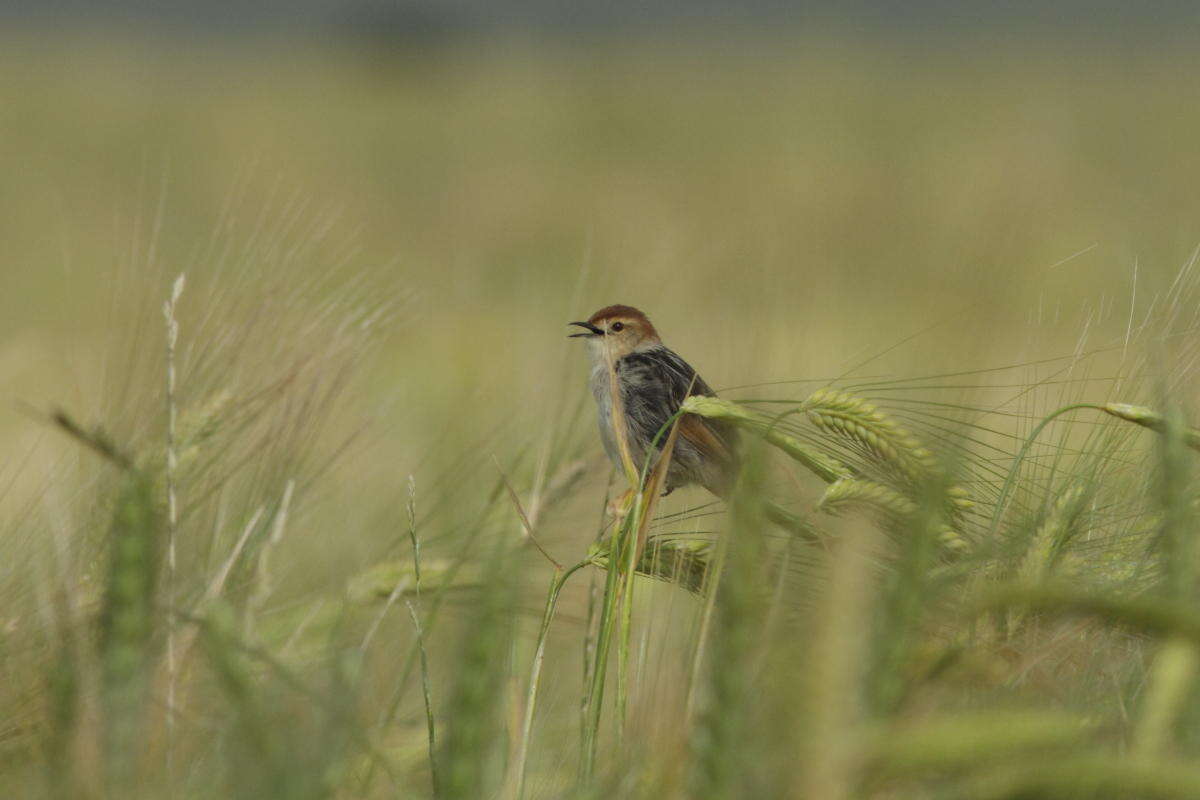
607;488;636;520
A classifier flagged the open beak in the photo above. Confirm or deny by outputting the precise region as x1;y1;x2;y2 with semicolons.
568;321;603;338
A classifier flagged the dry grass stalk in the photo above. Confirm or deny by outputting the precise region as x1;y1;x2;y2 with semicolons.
495;457;563;570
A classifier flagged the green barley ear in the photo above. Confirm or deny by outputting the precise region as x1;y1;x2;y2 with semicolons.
1015;485;1089;587
681;395;850;483
1104;402;1167;428
642;538;713;594
178;390;232;446
798;389;975;538
174;389;233;473
98;470;162;791
589;536;712;594
801;387;938;482
818;477;918;520
1103;402;1200;452
677;395;756;425
818;478;968;554
46;409;157;789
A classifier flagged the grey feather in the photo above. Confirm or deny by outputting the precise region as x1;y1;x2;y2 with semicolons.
589;346;738;495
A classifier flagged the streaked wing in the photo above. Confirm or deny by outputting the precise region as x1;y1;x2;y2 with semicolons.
618;347;738;464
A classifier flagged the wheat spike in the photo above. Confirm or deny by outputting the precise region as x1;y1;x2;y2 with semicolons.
681;395;850;483
818;477;919;519
801;387;939;480
1104;402;1200;451
819;478;969;553
1016;485;1088;585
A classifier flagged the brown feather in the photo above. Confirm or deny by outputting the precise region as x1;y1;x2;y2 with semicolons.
678;414;736;496
587;304;660;341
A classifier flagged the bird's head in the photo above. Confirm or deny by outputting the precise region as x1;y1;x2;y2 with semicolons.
569;304;661;360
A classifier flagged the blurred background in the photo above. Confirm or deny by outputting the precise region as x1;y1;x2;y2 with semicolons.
6;0;1200;641
3;3;1200;795
5;1;1200;456
5;2;1200;450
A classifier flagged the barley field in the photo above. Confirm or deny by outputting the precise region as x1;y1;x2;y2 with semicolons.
6;30;1200;798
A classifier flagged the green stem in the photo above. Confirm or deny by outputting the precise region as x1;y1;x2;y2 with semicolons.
617;507;638;739
581;526;627;782
581;408;687;782
986;403;1103;543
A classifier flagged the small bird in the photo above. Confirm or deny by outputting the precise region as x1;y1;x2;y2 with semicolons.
570;305;738;498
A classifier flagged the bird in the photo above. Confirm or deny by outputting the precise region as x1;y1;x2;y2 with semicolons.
569;304;738;499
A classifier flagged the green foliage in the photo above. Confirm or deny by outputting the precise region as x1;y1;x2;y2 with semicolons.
30;274;1200;799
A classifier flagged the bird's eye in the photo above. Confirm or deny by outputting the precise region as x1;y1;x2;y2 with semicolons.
610;322;624;332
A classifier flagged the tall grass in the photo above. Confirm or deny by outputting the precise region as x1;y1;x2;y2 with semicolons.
10;33;1200;800
11;214;1200;799
19;260;1200;798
